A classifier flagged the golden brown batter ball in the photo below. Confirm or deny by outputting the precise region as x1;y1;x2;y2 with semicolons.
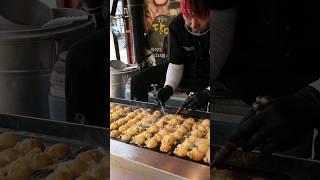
76;149;103;164
0;148;20;161
57;159;89;177
162;135;176;144
177;125;188;134
153;134;163;142
187;148;205;161
0;132;19;151
6;159;33;180
76;175;97;180
123;107;132;113
132;134;145;145
173;131;183;140
145;138;158;149
15;138;45;155
110;122;120;130
120;134;131;141
201;119;210;127
110;130;121;138
147;125;159;134
30;152;52;170
47;143;71;161
174;145;188;157
142;131;153;139
152;110;161;118
160;143;172;153
46;170;73;180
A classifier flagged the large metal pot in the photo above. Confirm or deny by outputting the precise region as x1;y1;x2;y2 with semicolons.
110;60;139;99
0;8;95;118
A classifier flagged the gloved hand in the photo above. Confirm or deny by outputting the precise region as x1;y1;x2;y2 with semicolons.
229;86;320;154
182;89;210;110
155;85;174;104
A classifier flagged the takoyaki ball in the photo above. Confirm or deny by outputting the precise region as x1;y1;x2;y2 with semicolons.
145;138;158;148
169;118;182;126
185;118;196;125
15;138;45;155
155;121;164;128
117;118;127;125
76;149;103;164
147;125;159;134
6;159;33;180
46;170;73;180
164;124;174;131
197;125;207;133
48;143;71;161
162;135;176;144
142;131;153;139
110;130;121;138
174;115;183;120
121;134;131;141
0;148;19;161
160;143;172;152
174;145;188;157
152;110;162;118
118;125;128;132
198;144;209;154
110;122;119;130
153;134;163;142
124;107;132;113
201;119;210;127
177;126;188;134
183;123;192;130
187;135;197;143
159;116;169;122
132;134;145;145
187;148;205;161
75;175;97;180
30;152;52;170
24;148;42;161
173;131;183;140
0;132;19;151
191;130;204;138
181;140;193;150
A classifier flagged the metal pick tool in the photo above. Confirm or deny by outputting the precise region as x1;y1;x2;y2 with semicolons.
151;84;167;115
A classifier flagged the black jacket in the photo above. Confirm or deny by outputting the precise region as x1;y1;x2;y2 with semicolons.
169;14;210;92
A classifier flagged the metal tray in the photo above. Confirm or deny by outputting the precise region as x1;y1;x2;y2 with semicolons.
0;113;109;179
110;98;210;165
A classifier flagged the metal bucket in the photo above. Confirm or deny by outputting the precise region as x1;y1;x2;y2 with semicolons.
110;60;139;99
0;8;95;118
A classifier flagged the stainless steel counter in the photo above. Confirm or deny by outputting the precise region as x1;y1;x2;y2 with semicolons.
110;139;210;180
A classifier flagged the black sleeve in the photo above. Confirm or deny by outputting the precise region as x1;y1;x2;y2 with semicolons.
209;0;237;10
168;25;184;64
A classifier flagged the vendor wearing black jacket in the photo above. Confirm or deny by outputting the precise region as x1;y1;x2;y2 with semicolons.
210;0;320;157
154;0;212;110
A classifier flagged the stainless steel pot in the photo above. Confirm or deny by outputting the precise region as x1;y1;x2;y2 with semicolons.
0;8;95;118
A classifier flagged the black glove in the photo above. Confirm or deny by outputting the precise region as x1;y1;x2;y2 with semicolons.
155;85;174;104
182;89;210;110
229;86;320;154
